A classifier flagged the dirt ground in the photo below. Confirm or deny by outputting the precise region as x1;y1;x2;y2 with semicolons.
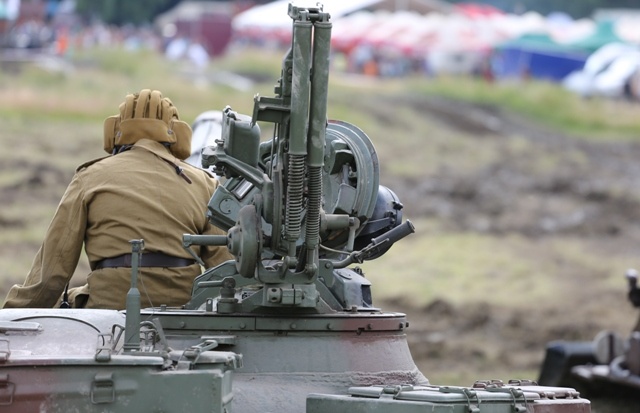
376;95;640;411
2;55;639;410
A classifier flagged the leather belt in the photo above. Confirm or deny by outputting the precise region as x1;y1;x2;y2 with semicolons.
94;252;196;270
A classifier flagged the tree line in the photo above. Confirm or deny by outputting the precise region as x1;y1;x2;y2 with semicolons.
451;0;639;19
74;0;638;26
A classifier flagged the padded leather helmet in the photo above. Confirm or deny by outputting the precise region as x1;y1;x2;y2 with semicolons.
103;89;192;160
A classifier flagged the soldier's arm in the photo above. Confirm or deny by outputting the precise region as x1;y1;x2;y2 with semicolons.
2;175;87;308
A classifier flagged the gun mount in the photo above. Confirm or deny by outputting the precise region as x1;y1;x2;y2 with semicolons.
183;3;413;313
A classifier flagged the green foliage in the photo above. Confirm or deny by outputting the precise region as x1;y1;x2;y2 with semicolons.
449;0;639;18
404;76;640;139
72;0;639;24
75;0;181;25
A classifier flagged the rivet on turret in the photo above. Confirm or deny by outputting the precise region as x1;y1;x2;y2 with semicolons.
326;323;333;330
239;323;246;329
290;323;297;330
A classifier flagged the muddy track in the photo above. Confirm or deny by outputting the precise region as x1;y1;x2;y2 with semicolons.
391;96;640;239
370;95;640;410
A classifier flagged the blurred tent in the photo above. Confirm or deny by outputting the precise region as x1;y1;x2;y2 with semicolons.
616;16;640;44
378;12;445;57
232;0;451;46
330;11;381;54
452;2;503;19
493;32;590;81
0;2;6;38
351;10;423;49
492;19;631;82
568;20;625;53
156;1;235;56
3;0;21;21
230;1;640;81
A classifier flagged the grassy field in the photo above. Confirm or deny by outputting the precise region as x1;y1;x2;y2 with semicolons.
2;46;640;411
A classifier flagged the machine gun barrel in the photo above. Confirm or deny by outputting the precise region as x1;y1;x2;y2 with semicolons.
183;234;228;246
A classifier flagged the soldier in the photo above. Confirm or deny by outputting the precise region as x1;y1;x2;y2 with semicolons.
3;89;232;310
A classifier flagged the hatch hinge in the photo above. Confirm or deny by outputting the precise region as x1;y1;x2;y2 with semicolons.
91;372;115;404
483;387;529;412
381;384;413;399
178;339;220;369
0;340;10;363
478;381;530;413
440;386;480;413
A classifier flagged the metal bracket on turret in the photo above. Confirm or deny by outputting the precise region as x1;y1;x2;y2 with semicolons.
0;339;10;363
174;339;220;370
94;333;112;362
439;387;481;413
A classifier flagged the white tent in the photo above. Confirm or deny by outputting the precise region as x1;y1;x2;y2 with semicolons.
331;11;382;53
232;0;384;31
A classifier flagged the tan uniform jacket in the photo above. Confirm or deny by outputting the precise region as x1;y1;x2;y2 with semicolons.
3;139;233;309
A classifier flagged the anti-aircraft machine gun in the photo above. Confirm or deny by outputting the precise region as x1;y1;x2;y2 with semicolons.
0;3;592;412
186;3;414;314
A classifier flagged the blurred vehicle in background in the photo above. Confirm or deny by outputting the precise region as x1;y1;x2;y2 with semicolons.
539;268;640;399
563;42;640;99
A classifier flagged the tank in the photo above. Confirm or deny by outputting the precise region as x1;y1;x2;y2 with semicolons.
0;3;591;412
538;268;640;400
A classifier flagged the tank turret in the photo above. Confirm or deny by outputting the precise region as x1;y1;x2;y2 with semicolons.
0;3;592;412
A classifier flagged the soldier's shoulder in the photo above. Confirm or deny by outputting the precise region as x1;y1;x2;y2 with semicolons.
75;156;112;173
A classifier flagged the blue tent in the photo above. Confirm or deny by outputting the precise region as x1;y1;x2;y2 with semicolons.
492;33;589;82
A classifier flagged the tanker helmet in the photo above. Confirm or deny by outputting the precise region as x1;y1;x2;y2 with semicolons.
103;89;192;160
